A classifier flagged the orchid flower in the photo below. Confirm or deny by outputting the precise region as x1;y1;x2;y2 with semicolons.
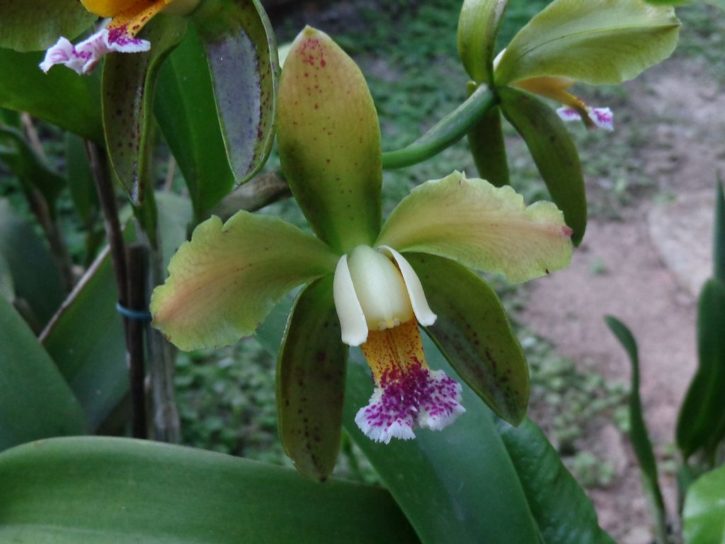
151;27;572;476
39;0;199;75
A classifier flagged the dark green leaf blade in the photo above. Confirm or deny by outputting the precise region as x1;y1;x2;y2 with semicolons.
0;296;86;451
102;16;187;202
0;437;419;543
499;86;587;245
676;279;725;458
277;277;347;480
0;0;94;52
683;465;725;544
65;133;98;226
467;104;510;187
497;418;615;544
714;181;724;282
0;47;101;140
407;252;528;424
192;0;278;186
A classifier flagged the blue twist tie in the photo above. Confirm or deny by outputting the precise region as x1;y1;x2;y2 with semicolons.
116;302;152;322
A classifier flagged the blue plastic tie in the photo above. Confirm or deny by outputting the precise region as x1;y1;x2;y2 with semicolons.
116;302;152;322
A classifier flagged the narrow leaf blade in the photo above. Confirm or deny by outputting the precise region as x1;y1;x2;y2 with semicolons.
467;104;510;187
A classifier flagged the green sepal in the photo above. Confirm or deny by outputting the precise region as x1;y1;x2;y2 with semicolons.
408;253;528;424
102;15;187;203
191;0;278;188
499;86;587;245
0;0;95;52
457;0;509;83
676;278;725;458
278;27;381;253
467;100;510;187
495;0;680;86
277;276;347;481
683;465;725;544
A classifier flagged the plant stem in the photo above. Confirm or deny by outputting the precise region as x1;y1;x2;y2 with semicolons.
381;85;496;170
126;243;149;439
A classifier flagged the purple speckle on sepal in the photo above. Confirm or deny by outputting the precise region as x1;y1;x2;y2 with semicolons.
556;106;614;131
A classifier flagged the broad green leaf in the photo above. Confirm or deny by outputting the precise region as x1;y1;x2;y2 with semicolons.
0;48;101;141
382;85;496;170
499;86;587;245
457;0;509;83
151;211;338;351
377;171;573;284
0;198;63;326
103;16;187;202
277;277;347;480
605;316;668;542
715;182;724;282
192;0;278;187
0;125;66;210
467;104;510;187
65;133;98;226
676;279;725;458
0;297;86;451
0;0;95;52
155;25;235;220
278;26;381;252
0;437;418;543
683;466;725;544
497;418;616;544
495;0;680;86
407;253;528;424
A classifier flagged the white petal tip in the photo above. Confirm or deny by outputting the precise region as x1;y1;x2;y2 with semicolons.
557;106;614;131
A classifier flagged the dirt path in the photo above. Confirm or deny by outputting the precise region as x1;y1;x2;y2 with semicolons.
520;59;724;543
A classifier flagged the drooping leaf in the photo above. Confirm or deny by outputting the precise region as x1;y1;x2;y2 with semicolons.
676;279;725;458
683;466;725;544
499;86;587;245
467;104;510;187
0;437;418;543
495;0;680;86
191;0;278;187
407;253;528;424
0;198;63;326
0;48;102;141
0;0;95;52
377;171;573;284
151;211;338;351
277;26;381;252
0;296;86;451
277;277;347;480
102;15;187;202
457;0;509;83
155;25;235;220
381;85;496;170
497;418;616;544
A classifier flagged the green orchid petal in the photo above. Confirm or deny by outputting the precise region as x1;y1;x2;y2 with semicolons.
377;171;573;284
407;253;528;424
277;27;382;253
457;0;509;83
495;0;680;86
277;276;347;481
151;212;338;351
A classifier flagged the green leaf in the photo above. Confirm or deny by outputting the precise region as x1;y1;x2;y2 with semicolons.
155;25;235;220
277;277;347;480
0;437;419;543
151;211;338;351
495;0;680;86
65;133;98;226
377;171;573;284
499;86;587;245
457;0;509;83
605;316;668;542
278;26;381;252
0;0;95;52
467;104;510;187
192;0;278;187
683;466;725;544
497;418;616;544
0;296;86;451
676;279;725;458
0;47;101;141
0;198;64;326
715;182;724;282
407;253;528;424
381;85;496;170
102;15;187;203
0;252;14;302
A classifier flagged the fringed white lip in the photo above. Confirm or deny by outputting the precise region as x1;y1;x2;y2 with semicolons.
557;106;614;131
